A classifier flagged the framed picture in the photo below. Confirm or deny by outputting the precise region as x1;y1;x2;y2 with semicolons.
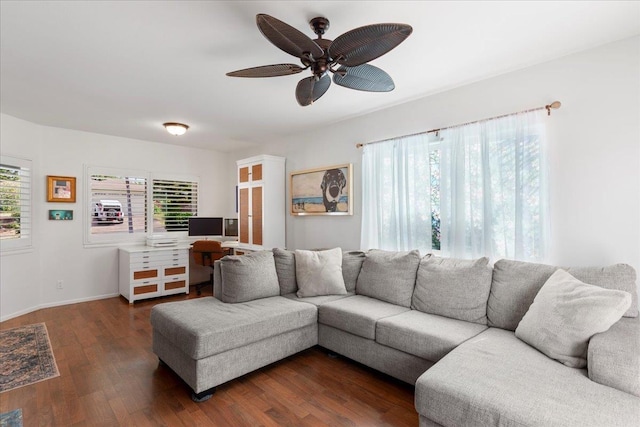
49;210;73;220
290;163;352;216
47;176;76;203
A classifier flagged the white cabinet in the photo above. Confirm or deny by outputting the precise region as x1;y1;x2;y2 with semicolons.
237;155;285;251
119;245;190;303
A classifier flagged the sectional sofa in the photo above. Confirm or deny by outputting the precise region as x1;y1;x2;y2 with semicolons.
150;248;640;426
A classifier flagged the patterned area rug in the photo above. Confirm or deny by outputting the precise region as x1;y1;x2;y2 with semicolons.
0;409;23;427
0;323;59;393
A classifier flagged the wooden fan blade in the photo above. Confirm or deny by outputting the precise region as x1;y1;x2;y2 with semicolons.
333;64;395;92
328;23;412;67
226;64;305;78
295;74;331;106
257;14;324;60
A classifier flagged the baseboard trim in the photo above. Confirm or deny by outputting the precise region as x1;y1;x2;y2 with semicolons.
1;293;119;322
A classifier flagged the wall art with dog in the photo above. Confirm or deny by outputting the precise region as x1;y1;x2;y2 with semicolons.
290;163;352;216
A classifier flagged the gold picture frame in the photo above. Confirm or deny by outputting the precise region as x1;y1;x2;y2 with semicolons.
47;175;76;203
290;163;352;216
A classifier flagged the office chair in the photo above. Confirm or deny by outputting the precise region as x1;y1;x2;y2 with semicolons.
192;240;226;295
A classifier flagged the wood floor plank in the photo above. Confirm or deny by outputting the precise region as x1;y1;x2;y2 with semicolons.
1;287;417;426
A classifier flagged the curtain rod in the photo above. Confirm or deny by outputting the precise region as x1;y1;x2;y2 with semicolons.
355;101;561;149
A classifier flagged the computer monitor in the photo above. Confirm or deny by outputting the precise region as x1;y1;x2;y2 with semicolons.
188;217;223;237
224;218;238;237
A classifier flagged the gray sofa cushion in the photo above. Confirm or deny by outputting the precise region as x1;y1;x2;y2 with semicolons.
356;249;421;307
488;259;638;331
412;256;492;325
273;248;297;295
415;327;640;427
342;250;366;292
150;296;317;359
220;250;280;303
318;295;410;339
376;310;487;362
588;317;640;397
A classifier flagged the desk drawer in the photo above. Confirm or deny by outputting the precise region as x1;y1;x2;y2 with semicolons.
164;266;186;276
133;282;161;299
131;253;187;265
164;279;186;291
132;269;158;281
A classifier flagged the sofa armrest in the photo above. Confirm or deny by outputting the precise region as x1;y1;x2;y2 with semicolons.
588;316;640;397
213;260;222;298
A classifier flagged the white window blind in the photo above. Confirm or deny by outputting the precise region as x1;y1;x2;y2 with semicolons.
152;177;198;233
0;155;32;251
86;167;147;244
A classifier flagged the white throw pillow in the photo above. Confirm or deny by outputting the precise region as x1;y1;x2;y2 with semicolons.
515;269;631;368
295;248;347;298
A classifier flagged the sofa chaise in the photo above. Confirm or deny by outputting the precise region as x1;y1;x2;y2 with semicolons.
150;248;640;426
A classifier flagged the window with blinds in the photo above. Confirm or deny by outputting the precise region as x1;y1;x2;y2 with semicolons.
87;168;147;243
152;178;198;233
0;155;32;250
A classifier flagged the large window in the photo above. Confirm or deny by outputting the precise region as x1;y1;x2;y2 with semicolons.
85;167;199;245
86;167;148;244
361;110;548;262
0;155;32;251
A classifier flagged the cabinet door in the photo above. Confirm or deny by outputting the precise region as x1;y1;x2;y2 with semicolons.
239;166;250;183
251;186;263;246
239;187;250;244
251;163;263;181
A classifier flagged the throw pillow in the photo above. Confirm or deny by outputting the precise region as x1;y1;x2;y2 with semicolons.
295;248;347;298
220;250;280;303
515;269;631;368
412;256;492;325
355;249;421;307
272;248;297;294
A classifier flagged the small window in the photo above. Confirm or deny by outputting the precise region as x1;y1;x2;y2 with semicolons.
86;166;147;245
0;155;32;251
152;177;198;233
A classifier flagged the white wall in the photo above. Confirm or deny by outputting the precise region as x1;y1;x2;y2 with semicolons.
233;36;640;299
3;36;639;319
1;114;231;320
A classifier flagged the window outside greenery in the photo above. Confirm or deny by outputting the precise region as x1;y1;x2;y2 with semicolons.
0;156;31;249
152;179;198;232
429;149;441;250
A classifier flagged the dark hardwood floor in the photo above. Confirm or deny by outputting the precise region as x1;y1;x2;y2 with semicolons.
1;287;417;426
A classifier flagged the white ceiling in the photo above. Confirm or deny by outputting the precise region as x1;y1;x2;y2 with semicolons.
1;1;639;152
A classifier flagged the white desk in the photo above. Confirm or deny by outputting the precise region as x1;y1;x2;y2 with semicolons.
119;245;190;303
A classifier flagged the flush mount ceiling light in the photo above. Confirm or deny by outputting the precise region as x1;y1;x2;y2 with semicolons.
163;122;189;136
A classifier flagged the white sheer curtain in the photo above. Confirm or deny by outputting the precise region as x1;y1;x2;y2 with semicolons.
438;109;549;261
361;109;549;262
361;134;432;253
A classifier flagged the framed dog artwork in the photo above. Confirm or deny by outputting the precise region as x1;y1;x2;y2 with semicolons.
290;163;352;216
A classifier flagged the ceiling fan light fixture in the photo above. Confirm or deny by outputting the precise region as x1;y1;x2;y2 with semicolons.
163;122;189;136
227;14;412;106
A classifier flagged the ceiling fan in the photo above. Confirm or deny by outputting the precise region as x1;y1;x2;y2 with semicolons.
226;14;413;106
